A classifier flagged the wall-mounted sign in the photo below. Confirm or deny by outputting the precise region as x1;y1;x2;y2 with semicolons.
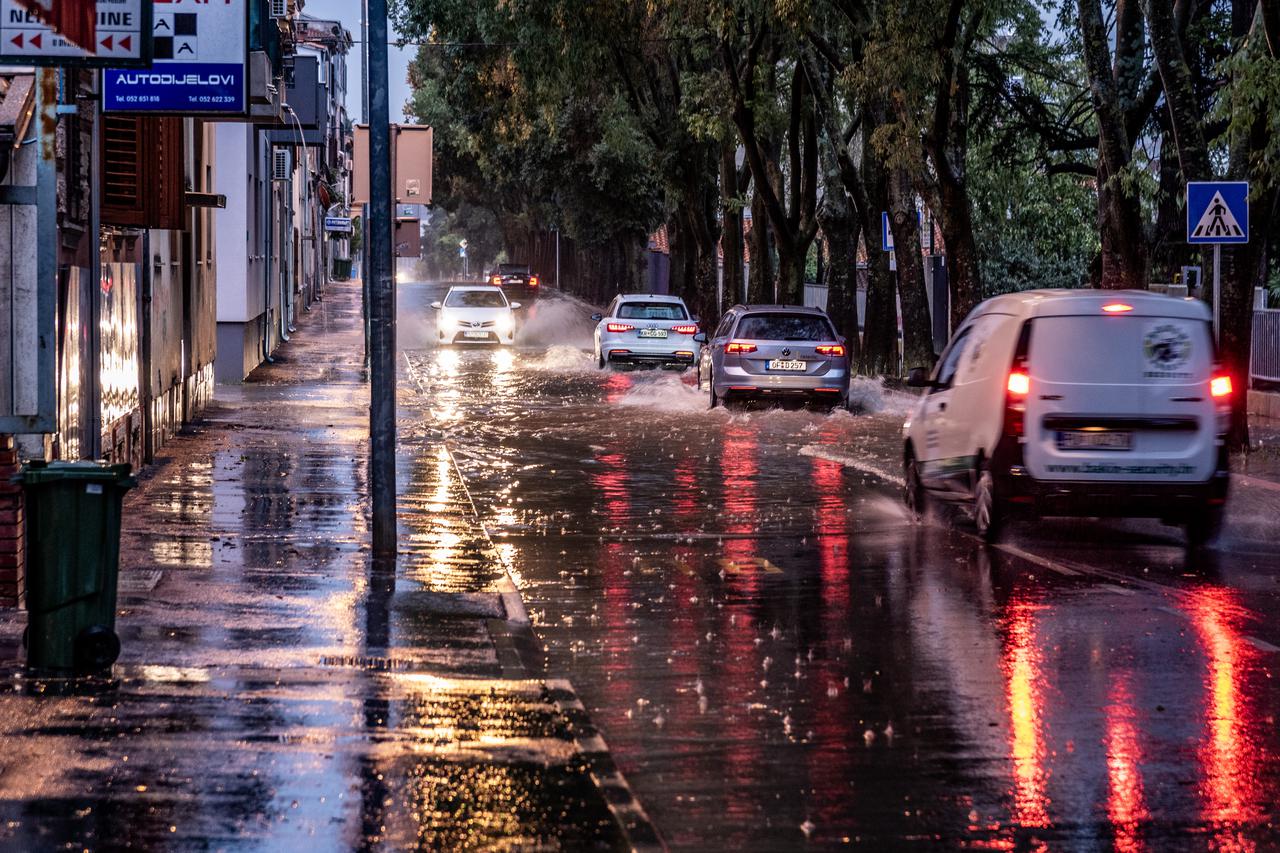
103;0;245;114
0;0;152;67
324;216;352;234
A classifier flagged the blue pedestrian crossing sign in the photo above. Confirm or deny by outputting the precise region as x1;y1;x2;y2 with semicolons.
1187;182;1249;244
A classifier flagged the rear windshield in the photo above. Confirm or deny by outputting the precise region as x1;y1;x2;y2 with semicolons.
735;313;834;341
1030;316;1213;383
446;289;508;308
498;264;529;274
617;302;688;320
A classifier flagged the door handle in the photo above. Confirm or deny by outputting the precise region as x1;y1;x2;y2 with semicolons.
938;402;947;412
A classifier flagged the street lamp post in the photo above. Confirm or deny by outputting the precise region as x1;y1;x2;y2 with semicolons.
367;0;397;556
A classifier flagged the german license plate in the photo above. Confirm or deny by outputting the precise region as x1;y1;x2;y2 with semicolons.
767;359;807;371
1056;430;1132;451
638;328;668;338
463;330;489;339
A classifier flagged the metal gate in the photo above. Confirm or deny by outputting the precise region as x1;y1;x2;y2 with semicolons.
1251;309;1280;383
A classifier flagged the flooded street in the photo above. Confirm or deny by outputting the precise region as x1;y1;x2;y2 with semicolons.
402;284;1280;850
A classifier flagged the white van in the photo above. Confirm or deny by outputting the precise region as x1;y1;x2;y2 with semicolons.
902;289;1231;544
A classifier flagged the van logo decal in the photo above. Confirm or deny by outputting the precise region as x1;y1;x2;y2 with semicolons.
1143;323;1193;379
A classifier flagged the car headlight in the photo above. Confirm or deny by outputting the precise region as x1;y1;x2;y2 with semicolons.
498;317;515;336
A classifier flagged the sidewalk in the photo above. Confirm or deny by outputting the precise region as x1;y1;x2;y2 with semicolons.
0;280;654;850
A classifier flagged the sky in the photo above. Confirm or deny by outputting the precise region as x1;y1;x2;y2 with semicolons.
301;0;416;123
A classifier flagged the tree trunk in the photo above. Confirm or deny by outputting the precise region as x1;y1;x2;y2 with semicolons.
775;240;805;305
748;187;772;302
935;178;982;329
817;194;861;363
1097;161;1149;289
859;155;896;376
888;169;935;373
720;143;745;314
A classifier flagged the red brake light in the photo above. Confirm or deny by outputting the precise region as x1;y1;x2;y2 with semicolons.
529;276;539;286
1007;371;1030;396
1210;375;1232;398
606;323;634;333
1102;303;1133;313
672;324;698;335
816;344;846;357
725;341;757;354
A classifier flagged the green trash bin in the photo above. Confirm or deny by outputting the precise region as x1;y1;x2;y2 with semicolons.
19;461;136;672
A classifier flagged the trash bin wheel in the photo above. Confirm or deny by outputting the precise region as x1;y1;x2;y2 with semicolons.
74;625;120;672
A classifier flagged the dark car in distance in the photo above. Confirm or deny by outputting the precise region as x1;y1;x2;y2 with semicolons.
488;263;542;300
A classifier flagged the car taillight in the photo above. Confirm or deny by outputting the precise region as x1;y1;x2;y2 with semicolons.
529;276;539;287
672;324;698;335
490;275;501;285
725;341;757;354
1101;303;1133;313
606;323;634;333
816;344;845;357
1210;375;1232;398
1004;370;1030;437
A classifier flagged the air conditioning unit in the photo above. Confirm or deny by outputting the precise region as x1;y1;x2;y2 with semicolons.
272;148;291;181
269;0;288;19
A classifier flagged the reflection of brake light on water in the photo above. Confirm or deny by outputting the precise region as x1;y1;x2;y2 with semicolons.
1002;603;1050;829
1105;673;1148;853
1185;587;1262;832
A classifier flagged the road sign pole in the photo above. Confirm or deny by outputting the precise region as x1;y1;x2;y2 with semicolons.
1213;244;1221;345
368;0;397;556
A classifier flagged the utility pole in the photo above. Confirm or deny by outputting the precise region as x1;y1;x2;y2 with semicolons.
361;0;371;364
368;0;397;555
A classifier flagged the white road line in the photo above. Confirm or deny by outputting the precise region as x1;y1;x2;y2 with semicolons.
1246;636;1280;653
799;444;905;487
1234;473;1280;493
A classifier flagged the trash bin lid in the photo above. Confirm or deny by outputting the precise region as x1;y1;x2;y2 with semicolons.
19;460;136;487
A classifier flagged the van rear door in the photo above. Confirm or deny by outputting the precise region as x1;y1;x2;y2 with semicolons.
1023;313;1216;483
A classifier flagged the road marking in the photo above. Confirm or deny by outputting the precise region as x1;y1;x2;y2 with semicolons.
1245;636;1280;653
799;444;905;487
1234;473;1280;493
991;542;1082;576
719;557;783;575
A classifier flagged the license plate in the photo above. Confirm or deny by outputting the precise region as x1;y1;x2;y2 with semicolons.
638;328;668;338
1056;430;1132;451
767;359;807;371
463;330;490;339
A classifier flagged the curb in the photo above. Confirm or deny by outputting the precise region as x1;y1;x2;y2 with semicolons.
545;678;667;853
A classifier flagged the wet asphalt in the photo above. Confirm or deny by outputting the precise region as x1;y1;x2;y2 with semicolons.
1;278;1278;851
402;283;1280;850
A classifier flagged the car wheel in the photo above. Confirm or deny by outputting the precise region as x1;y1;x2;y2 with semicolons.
597;349;606;370
1185;506;1224;550
973;462;1004;543
709;381;719;409
904;452;926;522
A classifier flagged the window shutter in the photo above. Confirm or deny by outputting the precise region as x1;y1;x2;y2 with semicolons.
101;115;146;227
153;117;185;230
100;116;187;229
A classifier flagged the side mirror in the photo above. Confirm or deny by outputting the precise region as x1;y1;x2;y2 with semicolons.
905;367;932;388
590;313;603;322
511;302;522;310
430;301;442;310
693;332;707;344
691;316;701;324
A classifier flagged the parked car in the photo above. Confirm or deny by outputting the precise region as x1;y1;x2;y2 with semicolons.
901;289;1231;545
431;285;520;345
592;294;704;370
488;263;541;300
697;305;850;409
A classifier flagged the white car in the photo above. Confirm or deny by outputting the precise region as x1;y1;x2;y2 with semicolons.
902;289;1230;545
432;286;520;345
591;294;702;369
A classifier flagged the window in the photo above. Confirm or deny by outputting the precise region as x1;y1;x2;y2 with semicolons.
445;289;508;308
714;313;736;339
498;264;529;275
932;327;972;390
735;313;834;341
617;302;688;320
